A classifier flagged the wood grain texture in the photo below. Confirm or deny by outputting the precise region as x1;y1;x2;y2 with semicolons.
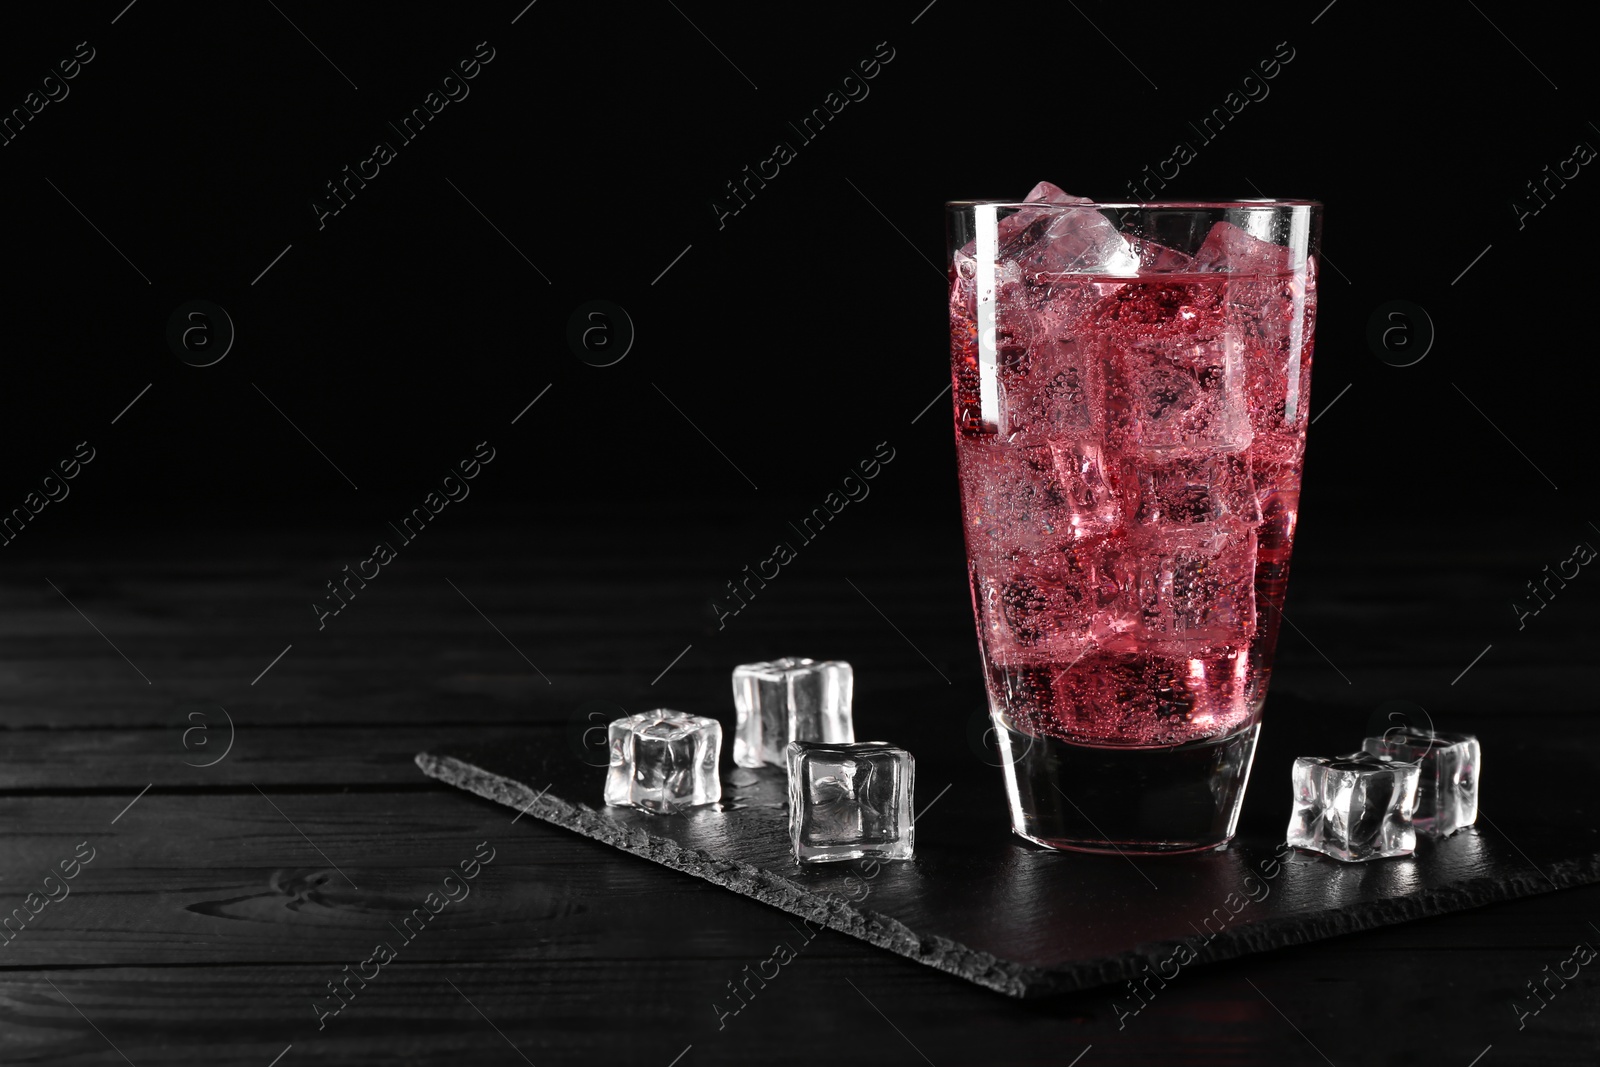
2;515;1596;1063
4;922;1600;1067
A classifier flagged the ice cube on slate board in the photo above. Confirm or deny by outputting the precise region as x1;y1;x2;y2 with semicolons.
604;710;721;814
1287;752;1420;862
786;741;914;865
732;658;854;768
1362;728;1480;838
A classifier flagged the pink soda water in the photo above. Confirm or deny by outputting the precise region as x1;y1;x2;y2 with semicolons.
948;189;1316;840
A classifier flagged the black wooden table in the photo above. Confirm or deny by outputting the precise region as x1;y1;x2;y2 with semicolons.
3;505;1595;1066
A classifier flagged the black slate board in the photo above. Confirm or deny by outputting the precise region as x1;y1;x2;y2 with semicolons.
416;693;1600;998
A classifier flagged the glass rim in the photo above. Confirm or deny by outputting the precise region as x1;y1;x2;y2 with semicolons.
944;198;1322;210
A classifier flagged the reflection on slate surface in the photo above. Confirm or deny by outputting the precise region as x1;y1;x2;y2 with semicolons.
418;693;1600;998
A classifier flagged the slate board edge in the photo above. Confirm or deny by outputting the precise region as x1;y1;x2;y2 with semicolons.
417;750;1600;1000
1025;845;1600;998
415;751;1038;998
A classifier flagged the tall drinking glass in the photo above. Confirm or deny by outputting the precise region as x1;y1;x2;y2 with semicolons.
946;196;1321;853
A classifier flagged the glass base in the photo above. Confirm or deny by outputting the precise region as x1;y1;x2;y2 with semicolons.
993;716;1261;855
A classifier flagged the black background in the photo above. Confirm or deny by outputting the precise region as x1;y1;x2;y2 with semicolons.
2;0;1589;534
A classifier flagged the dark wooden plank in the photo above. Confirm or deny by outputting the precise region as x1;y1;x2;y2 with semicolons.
0;792;560;871
3;916;1596;1067
0;726;562;789
5;520;1592;731
0;791;901;968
